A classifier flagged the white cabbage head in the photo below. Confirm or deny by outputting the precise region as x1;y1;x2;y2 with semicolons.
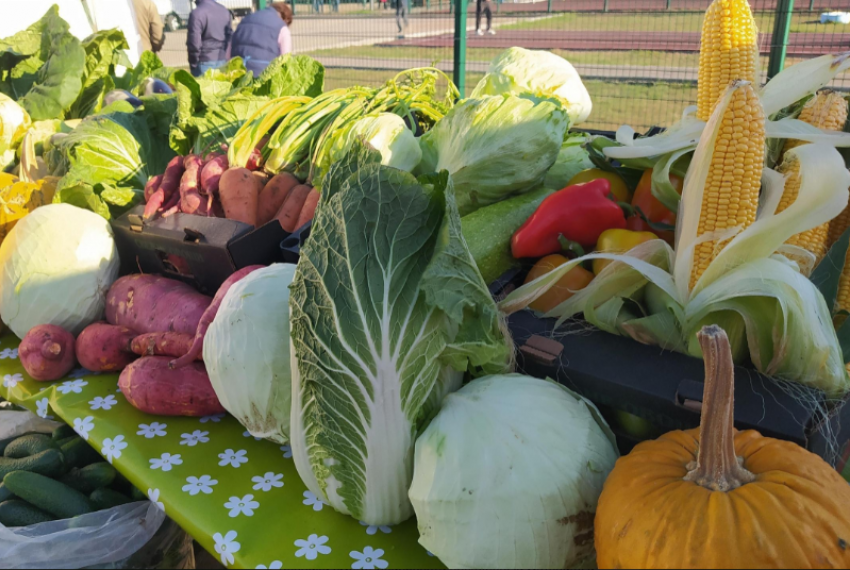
204;263;296;444
0;93;31;170
409;374;619;569
0;203;119;337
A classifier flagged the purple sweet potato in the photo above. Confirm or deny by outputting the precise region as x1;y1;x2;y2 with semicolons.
143;174;163;203
179;154;211;216
170;265;265;369
200;154;228;196
257;172;299;226
105;275;212;336
144;156;185;219
75;322;138;373
119;357;225;417
20;325;76;381
131;332;197;359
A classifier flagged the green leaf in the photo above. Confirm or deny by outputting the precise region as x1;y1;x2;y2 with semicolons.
53;182;111;220
253;54;325;99
836;318;850;364
811;227;850;312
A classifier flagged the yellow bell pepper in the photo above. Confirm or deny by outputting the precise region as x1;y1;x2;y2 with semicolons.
567;168;631;202
593;228;657;275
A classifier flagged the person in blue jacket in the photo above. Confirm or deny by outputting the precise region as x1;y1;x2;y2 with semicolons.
187;0;233;76
231;3;294;77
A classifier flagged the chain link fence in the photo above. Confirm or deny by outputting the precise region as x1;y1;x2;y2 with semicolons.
154;0;850;130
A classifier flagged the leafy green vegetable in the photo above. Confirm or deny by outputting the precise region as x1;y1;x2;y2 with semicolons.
543;133;594;190
66;29;131;119
290;148;510;525
253;54;324;99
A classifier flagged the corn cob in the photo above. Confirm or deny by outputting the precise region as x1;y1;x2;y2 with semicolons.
690;82;765;290
697;0;760;121
837;248;850;313
774;153;830;263
829;205;850;248
783;90;848;156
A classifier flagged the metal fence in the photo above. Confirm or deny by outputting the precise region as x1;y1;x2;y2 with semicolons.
156;0;850;130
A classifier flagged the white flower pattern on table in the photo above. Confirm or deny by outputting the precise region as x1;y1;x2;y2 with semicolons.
280;445;292;459
150;453;183;472
302;491;326;512
213;530;241;567
0;348;18;359
137;422;168;439
224;494;260;518
350;547;388;570
58;379;88;394
148;488;165;512
180;430;210;447
252;472;283;492
183;475;218;496
89;395;118;411
73;416;95;440
3;373;22;389
101;435;127;464
218;449;248;468
36;398;53;419
294;534;331;561
255;563;282;570
200;413;225;424
242;430;262;441
359;521;392;536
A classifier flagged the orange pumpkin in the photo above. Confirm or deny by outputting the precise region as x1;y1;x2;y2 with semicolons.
595;325;850;569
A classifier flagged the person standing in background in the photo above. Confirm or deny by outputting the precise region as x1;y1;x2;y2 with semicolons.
475;0;494;35
187;0;233;77
396;0;409;38
132;0;165;53
231;2;294;77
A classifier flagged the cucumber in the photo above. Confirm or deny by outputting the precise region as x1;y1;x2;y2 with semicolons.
0;500;55;527
461;187;554;285
51;424;76;442
90;488;133;510
0;449;65;479
130;486;146;501
59;463;116;494
3;471;93;519
0;483;14;503
55;436;77;447
110;470;133;494
4;434;56;459
0;433;38;456
60;437;101;469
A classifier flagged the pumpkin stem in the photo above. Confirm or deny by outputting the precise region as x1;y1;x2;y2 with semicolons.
684;325;755;492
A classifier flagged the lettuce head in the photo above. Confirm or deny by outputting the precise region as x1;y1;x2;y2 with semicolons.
0;94;31;170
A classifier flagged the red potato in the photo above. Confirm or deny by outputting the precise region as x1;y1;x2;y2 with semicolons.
75;322;138;373
179;155;212;216
131;332;197;359
119;357;225;417
295;188;320;230
170;265;265;369
256;173;299;226
106;274;212;336
143;174;163;203
144;156;185;219
275;184;312;232
219;167;261;226
20;325;76;381
200;154;228;196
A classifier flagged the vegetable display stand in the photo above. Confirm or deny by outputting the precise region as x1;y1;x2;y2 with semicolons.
0;335;442;570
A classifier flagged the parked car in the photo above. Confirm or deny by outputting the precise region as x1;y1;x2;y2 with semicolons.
153;0;255;31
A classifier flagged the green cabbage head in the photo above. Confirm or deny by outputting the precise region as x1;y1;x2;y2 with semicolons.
419;94;568;216
0;94;31;170
472;47;593;126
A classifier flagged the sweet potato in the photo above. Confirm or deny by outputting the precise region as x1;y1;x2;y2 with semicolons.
200;154;228;196
219;167;261;226
295;188;320;230
75;322;138;373
256;173;299;226
144;156;184;219
275;184;312;232
179;155;211;216
119;357;225;417
131;332;197;359
20;325;76;381
143;174;163;203
170;265;265;369
106;275;212;336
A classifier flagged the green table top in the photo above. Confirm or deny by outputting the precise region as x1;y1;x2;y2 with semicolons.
0;334;444;570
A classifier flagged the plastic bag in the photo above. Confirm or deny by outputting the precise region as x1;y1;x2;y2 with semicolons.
0;410;194;569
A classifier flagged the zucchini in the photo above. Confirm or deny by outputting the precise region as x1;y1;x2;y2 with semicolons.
90;488;133;510
3;471;93;519
51;424;76;441
0;482;14;503
59;463;116;494
0;449;65;479
0;500;55;527
60;437;101;469
4;434;56;459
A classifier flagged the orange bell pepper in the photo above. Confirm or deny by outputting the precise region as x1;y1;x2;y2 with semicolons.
567;168;631;202
593;228;657;275
626;168;683;244
525;254;595;313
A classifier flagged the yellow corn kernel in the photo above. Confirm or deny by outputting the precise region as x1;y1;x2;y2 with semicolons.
775;154;829;263
837;248;850;313
784;90;848;156
690;82;765;290
697;0;760;121
829;200;850;248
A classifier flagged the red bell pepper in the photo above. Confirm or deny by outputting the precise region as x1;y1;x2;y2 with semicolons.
511;179;628;259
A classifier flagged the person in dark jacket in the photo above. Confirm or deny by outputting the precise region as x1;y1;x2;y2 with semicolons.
231;3;294;77
187;0;233;77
